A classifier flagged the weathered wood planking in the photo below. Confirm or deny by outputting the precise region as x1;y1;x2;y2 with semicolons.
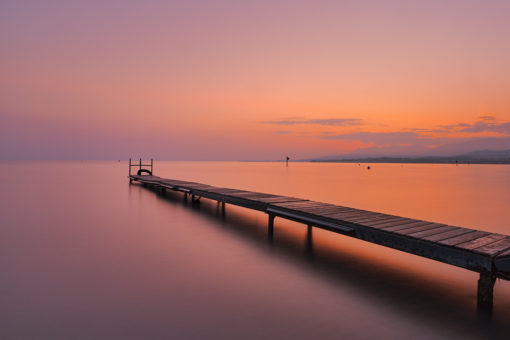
129;173;510;309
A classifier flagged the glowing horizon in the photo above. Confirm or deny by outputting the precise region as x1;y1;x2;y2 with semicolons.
1;0;510;160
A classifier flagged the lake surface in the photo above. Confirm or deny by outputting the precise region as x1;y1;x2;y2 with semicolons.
1;161;510;339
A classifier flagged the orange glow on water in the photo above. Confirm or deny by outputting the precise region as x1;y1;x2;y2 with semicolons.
3;161;510;337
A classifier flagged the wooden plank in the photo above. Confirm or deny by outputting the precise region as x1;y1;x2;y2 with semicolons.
294;202;344;210
322;213;378;223
209;193;265;200
384;221;434;232
289;208;361;220
227;192;276;199
298;209;360;220
297;205;350;213
345;214;401;227
348;214;401;224
177;182;210;186
233;193;282;200
316;207;363;217
371;217;418;230
241;193;286;199
456;234;507;251
317;209;372;218
322;213;375;223
364;217;416;228
282;201;346;210
169;181;202;187
239;191;283;198
209;190;249;195
422;228;474;242
439;231;490;247
473;237;510;256
273;201;337;209
394;223;437;235
206;188;246;193
254;197;308;203
259;199;308;204
222;192;267;199
273;200;330;207
240;193;281;199
276;206;339;214
344;213;390;221
408;225;456;239
252;195;302;201
326;210;377;219
395;223;445;235
389;223;432;235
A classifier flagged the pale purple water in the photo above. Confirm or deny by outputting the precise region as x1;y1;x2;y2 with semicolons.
1;161;510;339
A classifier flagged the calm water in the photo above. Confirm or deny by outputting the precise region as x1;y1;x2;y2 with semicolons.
1;161;510;339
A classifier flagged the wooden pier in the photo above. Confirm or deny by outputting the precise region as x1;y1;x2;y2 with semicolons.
128;161;510;310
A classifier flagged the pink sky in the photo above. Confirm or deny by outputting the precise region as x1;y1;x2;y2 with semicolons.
1;0;510;160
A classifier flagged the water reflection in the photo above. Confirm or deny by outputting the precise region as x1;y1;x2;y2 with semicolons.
3;162;510;339
138;181;510;339
305;225;314;260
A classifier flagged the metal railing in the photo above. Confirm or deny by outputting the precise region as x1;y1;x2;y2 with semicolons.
129;158;153;176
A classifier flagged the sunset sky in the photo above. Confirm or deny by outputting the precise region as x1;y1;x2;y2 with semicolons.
1;0;509;160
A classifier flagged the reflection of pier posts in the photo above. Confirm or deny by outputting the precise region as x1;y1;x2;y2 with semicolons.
478;273;496;311
268;214;275;243
306;225;314;258
216;201;225;219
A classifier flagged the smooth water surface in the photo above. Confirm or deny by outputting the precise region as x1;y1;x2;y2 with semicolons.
1;161;510;339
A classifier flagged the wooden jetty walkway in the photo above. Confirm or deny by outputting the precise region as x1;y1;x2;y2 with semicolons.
128;159;510;310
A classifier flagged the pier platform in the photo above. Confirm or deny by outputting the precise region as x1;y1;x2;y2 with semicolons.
128;167;510;310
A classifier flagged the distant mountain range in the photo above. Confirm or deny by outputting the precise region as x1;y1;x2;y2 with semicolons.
307;137;510;164
310;149;510;164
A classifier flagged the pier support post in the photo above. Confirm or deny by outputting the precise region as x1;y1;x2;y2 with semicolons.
477;273;496;310
268;214;275;232
268;214;275;230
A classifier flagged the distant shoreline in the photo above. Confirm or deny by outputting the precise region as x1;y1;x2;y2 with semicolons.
308;158;510;165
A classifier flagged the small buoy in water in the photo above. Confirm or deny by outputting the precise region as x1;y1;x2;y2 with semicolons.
367;166;371;170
